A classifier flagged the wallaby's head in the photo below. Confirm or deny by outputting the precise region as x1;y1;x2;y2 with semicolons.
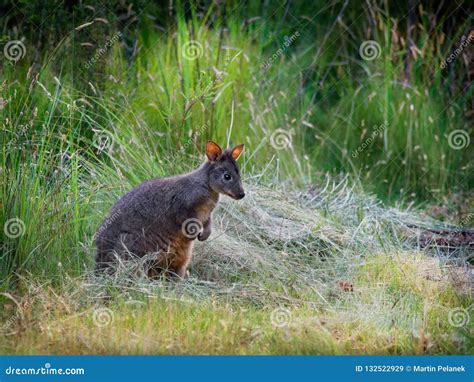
204;141;245;200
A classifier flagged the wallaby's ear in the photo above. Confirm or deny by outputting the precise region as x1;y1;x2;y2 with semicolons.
231;144;244;160
206;140;223;162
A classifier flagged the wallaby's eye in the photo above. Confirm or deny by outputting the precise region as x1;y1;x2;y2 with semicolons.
223;173;232;181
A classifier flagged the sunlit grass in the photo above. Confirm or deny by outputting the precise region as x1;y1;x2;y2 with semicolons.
1;250;471;355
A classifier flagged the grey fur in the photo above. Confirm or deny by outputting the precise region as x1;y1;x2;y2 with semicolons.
95;145;245;278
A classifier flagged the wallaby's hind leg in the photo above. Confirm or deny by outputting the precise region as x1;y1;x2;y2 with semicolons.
146;263;187;280
144;253;186;280
146;263;162;279
166;240;193;279
94;249;118;276
144;254;167;279
174;265;189;279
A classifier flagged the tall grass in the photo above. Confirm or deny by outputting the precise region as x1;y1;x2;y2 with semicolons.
2;2;472;199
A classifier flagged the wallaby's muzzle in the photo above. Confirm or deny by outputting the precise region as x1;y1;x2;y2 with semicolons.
225;188;245;200
229;183;245;200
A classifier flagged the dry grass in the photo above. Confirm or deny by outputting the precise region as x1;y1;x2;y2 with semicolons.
1;179;472;354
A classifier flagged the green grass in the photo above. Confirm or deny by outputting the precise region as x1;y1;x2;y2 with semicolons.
1;248;472;354
1;1;473;354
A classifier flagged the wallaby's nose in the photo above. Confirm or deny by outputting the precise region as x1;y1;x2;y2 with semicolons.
237;192;245;199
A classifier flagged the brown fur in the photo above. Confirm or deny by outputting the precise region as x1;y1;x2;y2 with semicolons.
95;141;245;278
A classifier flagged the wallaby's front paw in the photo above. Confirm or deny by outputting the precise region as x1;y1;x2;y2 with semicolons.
197;230;211;241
